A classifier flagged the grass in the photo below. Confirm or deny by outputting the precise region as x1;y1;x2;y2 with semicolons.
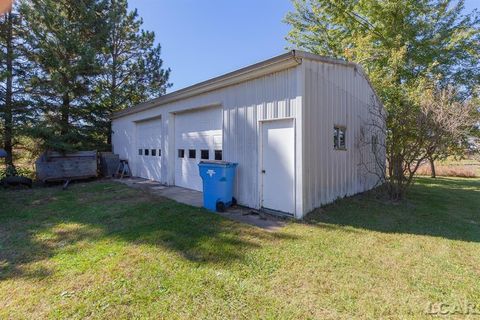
1;177;480;319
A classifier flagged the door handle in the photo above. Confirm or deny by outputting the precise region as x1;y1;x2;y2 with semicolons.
262;170;266;174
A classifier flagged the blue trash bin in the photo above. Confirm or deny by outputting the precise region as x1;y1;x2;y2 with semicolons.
198;161;238;212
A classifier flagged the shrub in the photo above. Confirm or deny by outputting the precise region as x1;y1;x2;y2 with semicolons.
0;166;35;179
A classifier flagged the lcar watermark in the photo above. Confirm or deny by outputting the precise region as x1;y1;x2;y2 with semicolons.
425;301;480;316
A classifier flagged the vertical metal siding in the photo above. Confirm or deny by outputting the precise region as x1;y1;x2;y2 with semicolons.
302;59;385;215
223;68;299;209
112;67;299;211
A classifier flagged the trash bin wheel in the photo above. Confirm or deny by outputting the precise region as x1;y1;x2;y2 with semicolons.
216;201;226;212
232;197;237;206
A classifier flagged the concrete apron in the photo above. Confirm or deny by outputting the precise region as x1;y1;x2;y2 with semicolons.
113;177;286;231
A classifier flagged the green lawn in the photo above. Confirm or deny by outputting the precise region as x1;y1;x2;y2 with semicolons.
1;178;479;319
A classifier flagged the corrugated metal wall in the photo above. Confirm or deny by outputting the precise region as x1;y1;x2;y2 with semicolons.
302;59;385;214
112;57;385;218
223;68;300;211
112;67;300;211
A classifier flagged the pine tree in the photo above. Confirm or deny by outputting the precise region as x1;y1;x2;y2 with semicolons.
89;0;170;149
19;0;108;152
0;11;15;167
0;5;34;169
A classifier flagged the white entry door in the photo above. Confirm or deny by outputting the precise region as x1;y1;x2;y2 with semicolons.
175;107;222;191
261;119;295;214
136;118;162;181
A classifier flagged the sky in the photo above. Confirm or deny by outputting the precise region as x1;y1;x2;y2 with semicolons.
127;0;479;93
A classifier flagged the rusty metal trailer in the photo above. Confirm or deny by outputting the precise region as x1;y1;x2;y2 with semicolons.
36;151;98;188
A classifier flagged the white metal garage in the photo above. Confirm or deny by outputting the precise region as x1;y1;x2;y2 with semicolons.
112;50;385;219
174;107;222;191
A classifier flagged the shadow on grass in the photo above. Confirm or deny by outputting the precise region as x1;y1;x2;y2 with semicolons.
0;181;296;281
307;177;480;243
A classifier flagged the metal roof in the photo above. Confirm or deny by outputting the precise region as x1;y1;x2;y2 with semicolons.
113;50;377;119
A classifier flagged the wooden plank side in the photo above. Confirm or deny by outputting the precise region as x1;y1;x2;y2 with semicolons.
36;151;98;181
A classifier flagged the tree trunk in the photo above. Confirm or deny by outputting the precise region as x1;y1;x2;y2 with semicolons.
61;93;70;135
106;120;112;148
107;74;115;149
108;39;117;150
389;154;405;200
3;12;14;168
429;158;436;178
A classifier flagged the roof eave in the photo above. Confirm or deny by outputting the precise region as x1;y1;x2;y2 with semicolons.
112;49;383;120
113;51;301;119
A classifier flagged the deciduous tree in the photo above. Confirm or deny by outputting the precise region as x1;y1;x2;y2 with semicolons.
286;0;480;198
419;85;475;177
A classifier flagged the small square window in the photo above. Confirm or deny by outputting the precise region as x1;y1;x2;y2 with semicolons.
138;149;143;156
334;126;346;150
151;149;156;156
201;149;209;160
333;128;339;149
178;149;185;158
144;149;149;156
214;150;222;160
339;129;345;148
158;149;162;157
189;149;196;159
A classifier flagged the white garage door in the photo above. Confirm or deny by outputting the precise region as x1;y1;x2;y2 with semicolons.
136;118;162;181
175;107;222;191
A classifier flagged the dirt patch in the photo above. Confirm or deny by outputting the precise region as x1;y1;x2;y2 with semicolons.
32;197;58;206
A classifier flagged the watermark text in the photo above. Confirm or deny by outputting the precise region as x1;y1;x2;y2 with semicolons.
425;301;480;316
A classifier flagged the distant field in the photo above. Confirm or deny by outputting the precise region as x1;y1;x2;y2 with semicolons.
416;157;480;178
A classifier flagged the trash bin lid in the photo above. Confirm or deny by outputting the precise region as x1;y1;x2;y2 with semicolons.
199;160;228;164
199;160;237;167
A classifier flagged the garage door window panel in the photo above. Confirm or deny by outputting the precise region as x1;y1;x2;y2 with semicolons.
215;150;222;160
